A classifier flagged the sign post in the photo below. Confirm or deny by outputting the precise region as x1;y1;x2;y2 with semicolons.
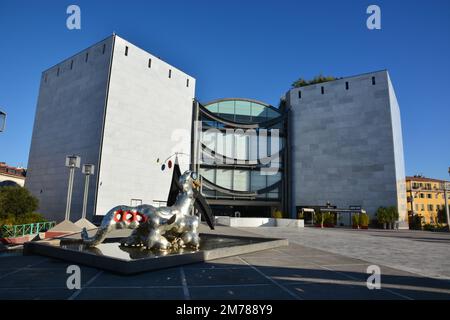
445;181;450;232
65;155;81;221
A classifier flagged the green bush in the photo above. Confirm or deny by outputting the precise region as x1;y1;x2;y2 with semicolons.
323;212;334;225
314;212;334;227
314;212;323;225
359;213;369;227
272;210;283;219
0;186;41;226
437;208;448;224
292;74;338;88
387;206;399;223
376;207;388;225
352;214;359;227
13;212;47;225
410;214;423;230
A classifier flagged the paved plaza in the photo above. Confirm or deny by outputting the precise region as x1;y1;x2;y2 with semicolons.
0;226;449;300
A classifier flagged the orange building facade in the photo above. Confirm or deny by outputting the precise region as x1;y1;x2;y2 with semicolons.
406;175;450;224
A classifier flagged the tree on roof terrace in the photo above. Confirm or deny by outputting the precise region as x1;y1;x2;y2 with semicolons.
291;74;338;88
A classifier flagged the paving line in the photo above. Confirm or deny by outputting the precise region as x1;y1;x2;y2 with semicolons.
317;264;414;300
273;235;450;282
238;257;302;300
273;245;415;300
179;267;191;300
320;263;374;267
68;270;103;300
0;258;50;280
0;284;272;290
184;266;251;270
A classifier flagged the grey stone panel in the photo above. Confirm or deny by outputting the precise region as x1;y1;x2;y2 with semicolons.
287;71;407;224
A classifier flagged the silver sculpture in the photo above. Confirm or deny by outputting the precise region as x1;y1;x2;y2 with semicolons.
80;171;203;251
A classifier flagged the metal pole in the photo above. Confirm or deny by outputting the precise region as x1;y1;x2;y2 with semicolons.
445;186;449;232
65;167;75;221
82;174;90;219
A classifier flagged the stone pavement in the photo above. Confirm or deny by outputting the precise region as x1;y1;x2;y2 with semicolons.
0;226;449;300
245;227;450;280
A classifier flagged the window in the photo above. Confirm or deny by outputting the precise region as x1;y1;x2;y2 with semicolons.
102;43;106;54
125;46;128;56
321;86;324;94
421;204;424;211
428;204;434;211
44;73;48;83
57;67;60;76
85;52;89;62
372;76;376;85
168;69;172;78
130;199;142;206
420;193;424;198
70;60;73;70
427;193;432;199
345;81;349;90
298;90;301;99
148;58;152;68
186;78;189;87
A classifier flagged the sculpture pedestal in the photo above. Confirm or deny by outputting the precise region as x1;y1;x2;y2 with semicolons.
24;229;288;275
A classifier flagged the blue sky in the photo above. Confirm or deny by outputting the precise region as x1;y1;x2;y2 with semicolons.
0;0;449;179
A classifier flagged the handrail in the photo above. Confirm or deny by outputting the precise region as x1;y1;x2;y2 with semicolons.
201;176;281;197
199;105;287;129
0;221;56;238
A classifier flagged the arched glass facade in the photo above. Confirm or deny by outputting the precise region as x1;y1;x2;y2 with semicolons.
192;98;288;217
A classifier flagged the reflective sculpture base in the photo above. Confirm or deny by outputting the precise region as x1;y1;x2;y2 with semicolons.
24;229;288;274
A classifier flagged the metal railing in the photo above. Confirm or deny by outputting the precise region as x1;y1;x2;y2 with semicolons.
0;221;56;238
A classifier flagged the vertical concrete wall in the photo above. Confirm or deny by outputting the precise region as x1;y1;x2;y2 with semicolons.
26;37;114;222
287;70;407;225
387;73;408;227
95;36;195;215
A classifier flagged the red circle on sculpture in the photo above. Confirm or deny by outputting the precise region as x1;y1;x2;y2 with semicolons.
122;210;136;223
113;210;123;222
168;160;172;169
135;212;147;223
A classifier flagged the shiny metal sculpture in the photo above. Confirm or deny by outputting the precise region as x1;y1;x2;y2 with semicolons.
80;171;205;251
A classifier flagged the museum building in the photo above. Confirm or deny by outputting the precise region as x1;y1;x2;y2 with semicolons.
25;34;408;228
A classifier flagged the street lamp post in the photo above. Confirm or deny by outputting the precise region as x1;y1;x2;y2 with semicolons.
81;164;95;220
445;167;450;231
65;155;81;221
0;110;6;132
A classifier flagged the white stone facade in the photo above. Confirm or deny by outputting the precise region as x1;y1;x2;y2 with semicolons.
26;35;195;222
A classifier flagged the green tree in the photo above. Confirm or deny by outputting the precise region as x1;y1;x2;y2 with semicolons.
0;186;39;224
376;206;388;228
291;74;338;88
437;207;448;224
352;214;360;228
387;206;399;223
359;213;369;228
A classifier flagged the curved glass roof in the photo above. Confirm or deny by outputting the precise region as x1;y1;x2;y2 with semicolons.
204;98;281;124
